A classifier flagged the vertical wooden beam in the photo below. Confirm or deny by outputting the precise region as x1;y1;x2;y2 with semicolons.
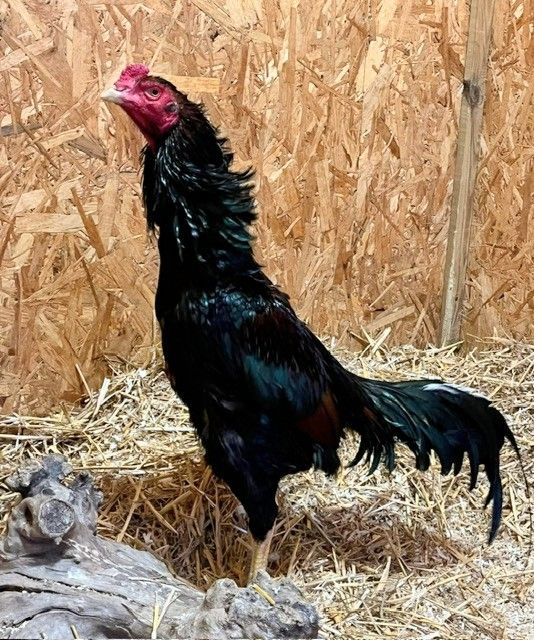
438;0;496;346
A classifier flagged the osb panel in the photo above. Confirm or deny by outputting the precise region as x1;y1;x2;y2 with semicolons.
0;0;532;414
469;0;533;339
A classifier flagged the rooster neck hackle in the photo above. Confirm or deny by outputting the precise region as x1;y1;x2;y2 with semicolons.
141;111;261;282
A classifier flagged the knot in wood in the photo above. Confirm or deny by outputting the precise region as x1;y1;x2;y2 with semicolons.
38;498;75;539
463;80;483;108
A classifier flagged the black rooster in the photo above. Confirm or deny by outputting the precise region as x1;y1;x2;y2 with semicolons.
102;65;519;579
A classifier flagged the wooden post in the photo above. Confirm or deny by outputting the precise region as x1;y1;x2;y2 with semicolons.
438;0;496;346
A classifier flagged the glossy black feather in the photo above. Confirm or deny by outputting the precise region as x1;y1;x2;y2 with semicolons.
352;378;518;542
140;79;520;545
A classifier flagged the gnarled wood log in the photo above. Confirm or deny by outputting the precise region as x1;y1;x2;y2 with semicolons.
0;455;319;639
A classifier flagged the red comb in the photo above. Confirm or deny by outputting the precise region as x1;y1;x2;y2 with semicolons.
119;64;150;82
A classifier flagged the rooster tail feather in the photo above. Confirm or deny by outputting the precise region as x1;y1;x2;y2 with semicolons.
348;376;519;543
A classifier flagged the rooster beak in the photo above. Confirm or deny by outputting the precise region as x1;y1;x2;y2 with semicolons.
101;86;124;104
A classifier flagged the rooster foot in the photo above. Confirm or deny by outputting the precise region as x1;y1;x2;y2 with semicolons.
248;529;275;604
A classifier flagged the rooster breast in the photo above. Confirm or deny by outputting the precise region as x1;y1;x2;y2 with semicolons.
157;280;344;474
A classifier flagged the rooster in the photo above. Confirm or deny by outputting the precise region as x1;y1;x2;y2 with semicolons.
102;64;519;580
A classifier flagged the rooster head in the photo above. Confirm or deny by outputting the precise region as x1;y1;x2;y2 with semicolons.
102;64;186;149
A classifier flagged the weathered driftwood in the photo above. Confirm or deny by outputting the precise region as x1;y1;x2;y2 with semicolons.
0;456;319;639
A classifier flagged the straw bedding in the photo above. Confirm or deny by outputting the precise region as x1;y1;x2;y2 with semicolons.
1;339;532;639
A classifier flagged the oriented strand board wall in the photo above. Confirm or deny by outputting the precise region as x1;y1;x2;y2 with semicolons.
0;0;532;414
470;2;533;339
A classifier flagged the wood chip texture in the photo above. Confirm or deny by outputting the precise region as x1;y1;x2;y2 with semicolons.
0;0;532;413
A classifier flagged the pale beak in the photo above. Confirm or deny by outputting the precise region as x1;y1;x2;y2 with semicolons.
101;86;124;104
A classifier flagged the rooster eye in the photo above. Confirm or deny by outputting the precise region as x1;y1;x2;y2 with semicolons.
146;87;160;98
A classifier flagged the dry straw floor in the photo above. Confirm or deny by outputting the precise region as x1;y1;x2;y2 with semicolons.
0;339;533;639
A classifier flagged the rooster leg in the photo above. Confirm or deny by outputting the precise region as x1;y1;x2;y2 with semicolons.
248;527;274;583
